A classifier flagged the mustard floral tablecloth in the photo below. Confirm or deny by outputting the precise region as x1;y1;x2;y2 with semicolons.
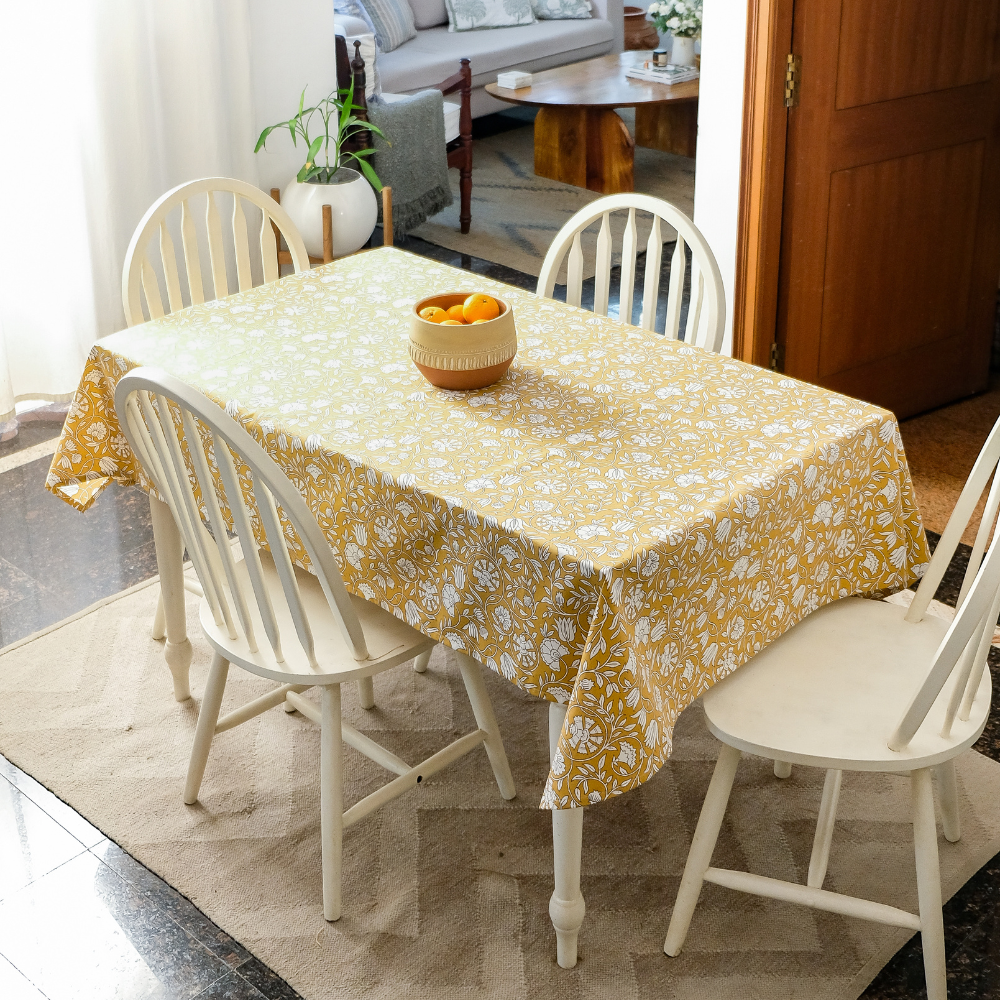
48;246;929;807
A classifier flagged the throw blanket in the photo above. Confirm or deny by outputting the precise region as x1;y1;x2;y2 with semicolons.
368;90;453;240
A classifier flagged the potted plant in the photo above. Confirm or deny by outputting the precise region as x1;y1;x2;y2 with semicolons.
255;81;386;258
647;0;702;67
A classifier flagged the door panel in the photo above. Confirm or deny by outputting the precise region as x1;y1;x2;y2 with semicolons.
837;0;997;109
818;141;984;377
777;0;1000;418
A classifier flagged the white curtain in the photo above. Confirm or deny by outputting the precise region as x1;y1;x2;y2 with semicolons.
0;1;259;433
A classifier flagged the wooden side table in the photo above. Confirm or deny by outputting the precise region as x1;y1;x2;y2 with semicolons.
485;51;698;195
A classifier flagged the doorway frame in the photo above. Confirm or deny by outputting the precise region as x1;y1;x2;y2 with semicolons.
732;0;794;366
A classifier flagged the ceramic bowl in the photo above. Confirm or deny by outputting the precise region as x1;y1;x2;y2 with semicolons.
409;293;517;390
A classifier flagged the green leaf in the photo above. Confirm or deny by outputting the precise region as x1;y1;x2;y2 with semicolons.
307;135;324;161
254;124;277;152
353;155;382;191
297;163;324;183
339;77;354;135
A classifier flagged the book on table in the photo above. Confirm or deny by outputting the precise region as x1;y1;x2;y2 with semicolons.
625;65;700;85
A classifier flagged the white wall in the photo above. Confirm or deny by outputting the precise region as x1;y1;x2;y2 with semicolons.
247;0;339;195
693;0;749;356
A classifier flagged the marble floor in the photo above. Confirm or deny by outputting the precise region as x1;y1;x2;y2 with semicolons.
1;233;999;998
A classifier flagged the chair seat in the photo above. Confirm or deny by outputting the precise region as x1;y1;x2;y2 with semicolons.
703;596;992;772
379;92;461;142
199;549;432;685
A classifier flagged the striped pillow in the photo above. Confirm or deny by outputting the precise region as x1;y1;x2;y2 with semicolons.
361;0;418;51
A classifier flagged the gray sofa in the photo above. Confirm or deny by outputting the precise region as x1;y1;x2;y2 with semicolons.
337;5;621;119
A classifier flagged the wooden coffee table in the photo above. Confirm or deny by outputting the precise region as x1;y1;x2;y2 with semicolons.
485;51;698;195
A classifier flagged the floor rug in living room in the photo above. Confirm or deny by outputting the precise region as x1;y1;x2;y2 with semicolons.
2;577;999;1000
412;111;696;280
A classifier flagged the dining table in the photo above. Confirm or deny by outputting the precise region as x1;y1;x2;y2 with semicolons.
47;245;930;968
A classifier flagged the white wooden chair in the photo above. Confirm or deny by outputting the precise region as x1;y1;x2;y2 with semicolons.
122;178;311;671
536;194;726;352
663;419;1000;1000
122;176;310;326
113;366;516;921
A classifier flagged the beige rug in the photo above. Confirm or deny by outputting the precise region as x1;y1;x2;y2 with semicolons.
412;110;696;279
2;577;1000;1000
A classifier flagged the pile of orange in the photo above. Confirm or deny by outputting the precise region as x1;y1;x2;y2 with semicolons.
419;293;500;326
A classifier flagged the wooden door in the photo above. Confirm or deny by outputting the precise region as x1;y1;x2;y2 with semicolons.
775;0;1000;417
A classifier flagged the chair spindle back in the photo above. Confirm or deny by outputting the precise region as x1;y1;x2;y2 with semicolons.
536;194;725;352
114;367;368;668
123;177;311;327
889;414;1000;750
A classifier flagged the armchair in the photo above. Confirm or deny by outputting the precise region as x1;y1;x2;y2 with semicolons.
336;36;473;234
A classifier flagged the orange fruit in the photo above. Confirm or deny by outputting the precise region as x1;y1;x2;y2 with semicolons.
471;319;490;324
419;306;447;323
446;304;467;323
440;319;464;325
463;293;500;323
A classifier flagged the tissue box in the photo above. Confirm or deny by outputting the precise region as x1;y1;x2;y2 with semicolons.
497;71;532;90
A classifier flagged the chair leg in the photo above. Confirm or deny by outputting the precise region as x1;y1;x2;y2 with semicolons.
935;759;961;843
807;768;842;888
912;767;948;1000
151;591;166;640
321;684;344;921
774;760;792;779
456;652;516;800
184;653;230;804
459;162;472;235
412;649;431;673
664;743;741;956
357;676;375;710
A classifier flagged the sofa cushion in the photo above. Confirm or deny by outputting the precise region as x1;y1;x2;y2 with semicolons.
445;0;536;32
532;0;592;19
409;0;448;29
378;18;614;93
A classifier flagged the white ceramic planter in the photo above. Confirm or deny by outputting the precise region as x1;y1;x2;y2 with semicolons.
671;35;697;66
281;168;377;259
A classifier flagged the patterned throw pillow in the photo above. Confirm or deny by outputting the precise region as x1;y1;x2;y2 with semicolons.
531;0;591;18
335;0;416;51
445;0;536;31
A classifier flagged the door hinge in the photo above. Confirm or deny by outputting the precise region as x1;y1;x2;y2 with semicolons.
784;54;801;108
769;341;785;371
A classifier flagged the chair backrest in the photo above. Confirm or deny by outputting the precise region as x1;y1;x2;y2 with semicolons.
536;194;726;352
888;413;1000;750
113;366;368;667
122;177;311;327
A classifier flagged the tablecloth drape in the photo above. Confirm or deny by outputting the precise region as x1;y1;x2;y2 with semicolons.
48;247;929;806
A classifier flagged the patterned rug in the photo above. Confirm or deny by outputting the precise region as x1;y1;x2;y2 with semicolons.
412;110;696;279
2;577;1000;1000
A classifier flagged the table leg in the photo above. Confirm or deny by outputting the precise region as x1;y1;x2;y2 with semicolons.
634;101;698;158
585;108;634;193
534;106;634;194
149;495;193;702
548;701;586;969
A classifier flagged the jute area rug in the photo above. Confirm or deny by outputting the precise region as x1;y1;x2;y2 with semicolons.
412;109;696;279
2;576;1000;1000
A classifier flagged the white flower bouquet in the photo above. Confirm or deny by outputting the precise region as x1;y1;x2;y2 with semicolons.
647;0;702;38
